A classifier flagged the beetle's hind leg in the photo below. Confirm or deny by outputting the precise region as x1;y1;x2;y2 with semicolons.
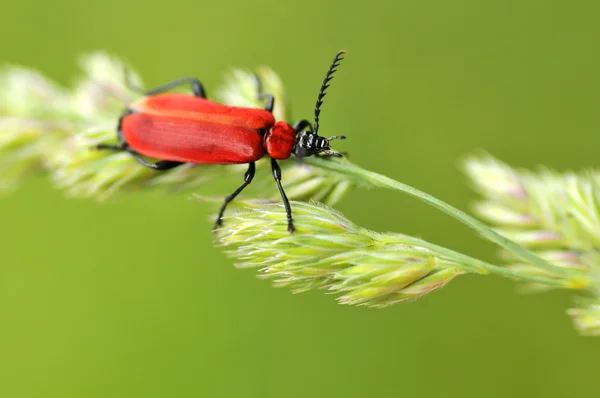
95;128;128;152
125;149;184;170
95;143;124;151
94;112;132;152
95;143;183;170
95;138;184;172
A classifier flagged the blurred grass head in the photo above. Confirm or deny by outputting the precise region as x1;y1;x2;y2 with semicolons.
213;199;466;307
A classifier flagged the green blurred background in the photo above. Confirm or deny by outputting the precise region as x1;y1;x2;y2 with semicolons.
2;0;600;397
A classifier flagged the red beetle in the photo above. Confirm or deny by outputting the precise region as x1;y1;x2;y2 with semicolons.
97;51;347;232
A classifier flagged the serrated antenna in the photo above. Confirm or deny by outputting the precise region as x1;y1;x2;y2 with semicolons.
313;50;346;135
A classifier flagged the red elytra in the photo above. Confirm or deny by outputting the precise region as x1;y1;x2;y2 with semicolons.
96;51;347;233
122;94;297;163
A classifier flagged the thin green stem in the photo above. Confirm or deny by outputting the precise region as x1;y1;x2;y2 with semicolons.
307;157;574;278
381;233;570;288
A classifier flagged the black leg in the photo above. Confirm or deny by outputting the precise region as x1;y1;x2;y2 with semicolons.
116;120;130;146
95;143;183;170
258;93;275;113
149;160;184;170
95;121;130;152
126;149;184;170
144;77;207;98
95;144;124;151
95;125;183;170
292;120;313;133
270;158;294;233
253;72;275;113
319;151;343;158
214;162;256;230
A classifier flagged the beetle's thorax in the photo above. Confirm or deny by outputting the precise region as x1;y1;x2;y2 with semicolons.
264;121;297;160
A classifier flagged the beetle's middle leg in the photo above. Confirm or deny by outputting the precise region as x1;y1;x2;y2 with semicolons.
253;73;275;113
214;162;256;230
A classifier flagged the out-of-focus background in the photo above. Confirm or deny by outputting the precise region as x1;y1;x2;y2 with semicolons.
1;1;599;397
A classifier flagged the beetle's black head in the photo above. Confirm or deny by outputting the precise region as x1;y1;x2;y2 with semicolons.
294;131;346;158
294;50;347;159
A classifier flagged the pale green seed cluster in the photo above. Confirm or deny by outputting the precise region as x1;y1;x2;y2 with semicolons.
215;200;466;307
0;65;75;192
463;153;600;332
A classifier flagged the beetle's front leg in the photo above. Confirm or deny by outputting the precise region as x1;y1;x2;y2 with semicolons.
270;158;294;233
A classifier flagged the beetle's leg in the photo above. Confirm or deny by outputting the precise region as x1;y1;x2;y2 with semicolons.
292;120;313;133
320;151;349;158
259;93;275;113
96;115;183;170
144;77;207;98
96;144;183;170
95;112;132;151
94;140;182;170
270;158;295;233
150;160;184;170
96;144;124;151
125;149;184;170
214;162;256;230
252;72;275;113
116;112;132;146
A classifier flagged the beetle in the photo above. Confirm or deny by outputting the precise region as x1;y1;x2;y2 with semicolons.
96;51;347;233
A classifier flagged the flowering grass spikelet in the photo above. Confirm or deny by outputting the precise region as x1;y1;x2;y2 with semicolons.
463;153;600;331
215;200;476;307
463;153;599;273
0;66;74;192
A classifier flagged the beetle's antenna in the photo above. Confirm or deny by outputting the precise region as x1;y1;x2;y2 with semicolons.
313;50;346;136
